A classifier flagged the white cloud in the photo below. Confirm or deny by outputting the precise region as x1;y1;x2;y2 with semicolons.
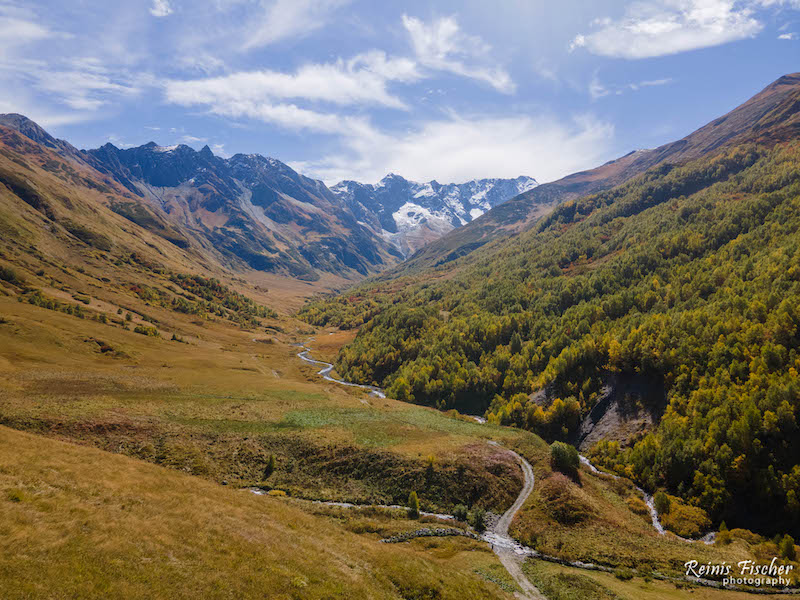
33;65;140;111
150;0;173;17
242;0;350;50
180;134;207;144
590;73;674;99
755;0;800;7
164;51;422;115
211;143;229;157
402;15;515;93
571;0;763;59
293;112;614;185
778;31;798;38
589;75;612;100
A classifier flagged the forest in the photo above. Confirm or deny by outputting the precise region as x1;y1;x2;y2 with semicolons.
300;142;800;535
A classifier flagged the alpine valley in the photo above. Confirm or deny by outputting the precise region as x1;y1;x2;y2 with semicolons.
1;73;800;600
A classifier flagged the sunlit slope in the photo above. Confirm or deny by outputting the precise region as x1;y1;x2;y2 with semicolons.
300;79;800;537
0;425;516;600
394;72;800;274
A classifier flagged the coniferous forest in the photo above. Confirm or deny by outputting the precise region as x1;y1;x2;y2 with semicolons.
301;142;800;535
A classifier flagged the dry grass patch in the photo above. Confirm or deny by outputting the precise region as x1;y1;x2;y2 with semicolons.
0;425;516;600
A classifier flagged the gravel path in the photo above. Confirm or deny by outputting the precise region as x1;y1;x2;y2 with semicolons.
484;443;546;600
296;342;545;599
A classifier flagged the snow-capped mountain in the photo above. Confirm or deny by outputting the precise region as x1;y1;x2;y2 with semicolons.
331;174;538;256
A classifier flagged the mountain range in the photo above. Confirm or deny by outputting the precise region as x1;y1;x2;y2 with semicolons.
3;71;800;597
0;113;534;285
331;174;537;256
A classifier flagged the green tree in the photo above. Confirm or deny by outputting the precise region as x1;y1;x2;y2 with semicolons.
452;504;468;522
510;332;522;354
263;454;276;479
470;507;487;532
653;491;671;516
779;534;797;560
407;491;420;519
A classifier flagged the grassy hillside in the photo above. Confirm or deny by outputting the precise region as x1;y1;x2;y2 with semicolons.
300;140;800;536
0;425;520;600
0;292;534;513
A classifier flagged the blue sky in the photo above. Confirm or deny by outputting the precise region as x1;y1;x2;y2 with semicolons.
1;0;798;185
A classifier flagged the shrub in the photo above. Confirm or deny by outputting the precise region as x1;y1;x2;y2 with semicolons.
267;489;286;497
6;488;25;502
550;441;579;476
625;495;649;516
133;325;159;337
660;500;710;538
0;265;24;286
452;504;468;522
716;521;732;545
614;568;634;581
407;491;420;519
469;507;487;532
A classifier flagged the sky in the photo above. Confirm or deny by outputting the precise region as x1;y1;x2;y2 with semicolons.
0;0;798;185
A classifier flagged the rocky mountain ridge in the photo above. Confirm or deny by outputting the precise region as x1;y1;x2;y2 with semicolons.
331;173;537;256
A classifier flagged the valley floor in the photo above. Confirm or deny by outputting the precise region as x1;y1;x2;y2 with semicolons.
0;296;797;598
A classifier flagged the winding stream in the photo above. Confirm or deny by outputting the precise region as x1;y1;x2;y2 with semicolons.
294;339;691;540
289;341;751;594
296;341;386;398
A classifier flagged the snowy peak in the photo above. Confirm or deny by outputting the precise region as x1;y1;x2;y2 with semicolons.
330;174;538;256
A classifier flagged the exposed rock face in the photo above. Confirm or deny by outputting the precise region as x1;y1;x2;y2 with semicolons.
575;373;668;451
331;174;537;256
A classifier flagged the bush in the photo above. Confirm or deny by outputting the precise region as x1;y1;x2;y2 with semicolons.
539;473;593;524
625;495;649;516
452;504;468;522
0;265;24;286
550;441;579;476
716;521;732;545
469;507;487;532
614;568;634;581
133;325;159;337
660;500;710;538
407;491;420;519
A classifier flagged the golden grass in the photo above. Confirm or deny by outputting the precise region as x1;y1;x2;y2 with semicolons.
0;296;531;513
0;425;516;600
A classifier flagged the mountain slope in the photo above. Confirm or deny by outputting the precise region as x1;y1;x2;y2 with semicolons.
0;426;517;600
0;114;401;284
331;174;537;256
300;72;800;536
400;72;800;273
